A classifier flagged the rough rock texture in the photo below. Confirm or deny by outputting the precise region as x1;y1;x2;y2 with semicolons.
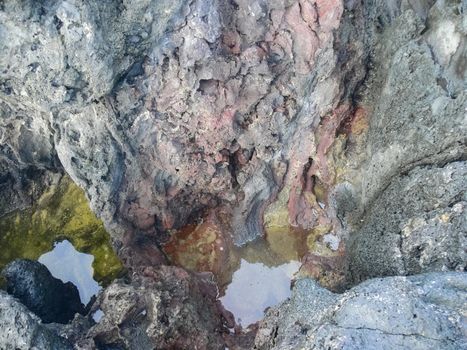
335;0;467;284
0;0;466;348
0;0;464;276
255;272;467;350
0;0;464;269
347;161;467;283
80;266;228;349
0;290;72;350
0;0;359;247
2;259;85;324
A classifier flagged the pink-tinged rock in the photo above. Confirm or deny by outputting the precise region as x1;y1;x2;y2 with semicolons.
287;104;351;229
299;0;318;25
315;0;344;32
223;31;241;54
285;2;320;74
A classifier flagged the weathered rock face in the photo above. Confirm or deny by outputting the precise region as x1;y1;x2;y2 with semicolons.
0;0;466;348
0;290;72;350
347;162;467;283
0;0;361;248
333;0;466;285
255;272;467;350
2;259;85;324
1;0;464;275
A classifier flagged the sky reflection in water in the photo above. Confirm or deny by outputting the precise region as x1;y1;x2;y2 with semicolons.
38;240;101;305
220;259;300;327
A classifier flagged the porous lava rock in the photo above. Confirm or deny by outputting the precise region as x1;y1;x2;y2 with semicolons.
0;0;466;348
0;290;72;350
2;259;85;324
82;266;228;349
0;0;464;283
255;272;467;350
0;0;361;247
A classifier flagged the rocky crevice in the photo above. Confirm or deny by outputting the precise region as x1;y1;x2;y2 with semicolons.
0;0;466;349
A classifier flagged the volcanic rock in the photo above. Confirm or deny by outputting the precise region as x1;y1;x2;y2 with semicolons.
2;259;85;324
255;272;467;350
0;290;72;350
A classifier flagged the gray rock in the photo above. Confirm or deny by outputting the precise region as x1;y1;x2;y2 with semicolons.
0;0;465;347
333;0;467;284
0;0;464;255
358;4;466;209
255;272;467;350
2;259;85;324
347;161;467;283
0;291;72;350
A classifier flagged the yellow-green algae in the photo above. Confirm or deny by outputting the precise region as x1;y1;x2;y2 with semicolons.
0;175;123;287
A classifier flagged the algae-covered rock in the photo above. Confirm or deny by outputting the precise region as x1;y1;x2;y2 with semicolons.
0;175;123;286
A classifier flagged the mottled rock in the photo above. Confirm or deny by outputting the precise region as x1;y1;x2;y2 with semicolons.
0;0;465;348
2;259;85;324
0;0;357;248
0;0;464;264
0;291;72;350
82;266;227;349
255;272;467;350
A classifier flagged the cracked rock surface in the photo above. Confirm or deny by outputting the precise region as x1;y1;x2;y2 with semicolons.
0;0;357;247
347;161;467;283
81;266;227;350
338;0;467;285
255;272;467;350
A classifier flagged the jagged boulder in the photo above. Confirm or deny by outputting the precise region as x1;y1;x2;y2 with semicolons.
255;272;467;350
83;266;228;349
2;259;85;324
0;290;72;350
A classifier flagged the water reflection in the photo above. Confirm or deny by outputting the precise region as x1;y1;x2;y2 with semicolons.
92;309;104;323
38;240;101;305
163;218;308;328
220;259;300;327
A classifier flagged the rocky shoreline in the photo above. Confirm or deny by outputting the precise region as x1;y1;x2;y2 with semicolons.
0;0;465;349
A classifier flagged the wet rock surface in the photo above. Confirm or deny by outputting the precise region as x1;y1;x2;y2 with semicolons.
0;175;123;286
0;0;465;349
255;272;467;350
0;0;357;246
2;259;85;324
0;0;464;264
0;290;72;350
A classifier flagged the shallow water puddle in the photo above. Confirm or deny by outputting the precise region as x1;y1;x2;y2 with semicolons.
0;175;123;290
221;259;300;327
92;309;104;323
39;240;100;305
163;217;308;328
